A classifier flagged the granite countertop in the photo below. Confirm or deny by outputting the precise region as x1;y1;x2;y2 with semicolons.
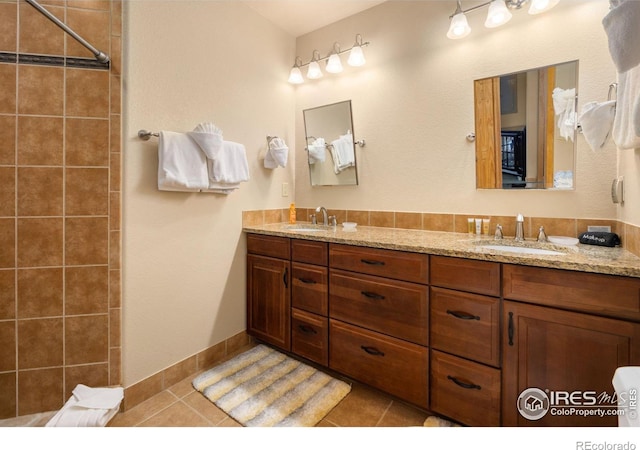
243;222;640;279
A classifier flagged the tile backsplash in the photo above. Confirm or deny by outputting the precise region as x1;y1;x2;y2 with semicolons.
243;208;639;258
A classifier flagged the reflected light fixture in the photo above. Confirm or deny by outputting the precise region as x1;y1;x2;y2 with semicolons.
447;0;559;39
287;34;369;84
325;43;344;73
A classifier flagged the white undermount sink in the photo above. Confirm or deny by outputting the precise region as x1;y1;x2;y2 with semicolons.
479;245;565;256
284;224;328;232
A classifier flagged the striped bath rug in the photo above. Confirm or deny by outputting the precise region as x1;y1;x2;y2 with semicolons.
192;344;351;427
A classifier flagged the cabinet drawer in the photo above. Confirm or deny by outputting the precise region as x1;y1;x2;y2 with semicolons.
292;262;328;316
329;319;429;408
430;255;500;296
503;264;640;321
292;308;328;366
430;350;501;427
330;269;428;345
292;239;328;266
247;233;290;259
329;244;428;284
430;287;500;367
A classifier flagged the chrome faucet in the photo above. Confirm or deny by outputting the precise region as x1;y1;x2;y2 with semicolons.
537;226;548;242
316;206;329;226
494;224;503;240
515;214;525;241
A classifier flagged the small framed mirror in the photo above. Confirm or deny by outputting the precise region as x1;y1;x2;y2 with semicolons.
303;100;359;186
474;60;578;189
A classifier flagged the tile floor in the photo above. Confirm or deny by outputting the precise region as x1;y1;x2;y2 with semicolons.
1;343;432;428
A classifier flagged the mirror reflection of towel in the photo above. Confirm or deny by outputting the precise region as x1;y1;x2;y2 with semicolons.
330;132;355;174
307;138;326;164
552;87;577;141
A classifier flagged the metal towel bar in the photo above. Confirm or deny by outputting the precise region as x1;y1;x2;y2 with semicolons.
138;130;159;141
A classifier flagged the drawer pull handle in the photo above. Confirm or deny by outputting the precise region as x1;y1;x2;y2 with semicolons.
446;310;480;321
361;345;385;357
361;291;385;300
508;312;514;346
298;277;317;285
298;325;317;335
447;375;481;390
360;259;385;266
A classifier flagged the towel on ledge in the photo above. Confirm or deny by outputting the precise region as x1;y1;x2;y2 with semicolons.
46;384;123;427
330;132;355;174
157;130;209;191
264;137;289;169
578;100;616;150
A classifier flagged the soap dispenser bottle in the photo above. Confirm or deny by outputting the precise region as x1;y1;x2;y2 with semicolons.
289;203;296;224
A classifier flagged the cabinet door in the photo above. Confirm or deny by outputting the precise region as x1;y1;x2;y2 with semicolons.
247;254;290;351
503;300;640;427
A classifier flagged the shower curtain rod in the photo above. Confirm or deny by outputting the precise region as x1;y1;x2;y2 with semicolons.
25;0;110;64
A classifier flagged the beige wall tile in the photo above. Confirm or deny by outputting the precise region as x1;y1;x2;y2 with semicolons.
422;213;454;232
17;218;63;267
109;269;120;308
122;371;164;411
0;372;16;420
17;116;63;166
110;192;120;230
370;211;394;228
0;219;15;268
0;167;15;217
0;270;15;320
196;341;225;371
66;168;109;216
109;346;121;386
65;266;108;315
347;210;369;225
110;152;120;190
163;355;197;387
18;3;65;55
0;321;16;372
65;217;108;265
110;114;121;154
66;9;110;59
17;167;63;216
109;307;120;347
67;0;111;10
242;210;263;227
65;118;109;167
626;223;640;257
0;64;16;114
17;268;63;319
0;115;16;165
65;314;108;365
110;230;120;269
17;317;63;369
395;212;421;230
576;219;620;236
109;36;122;76
531;217;576;239
0;3;17;52
66;69;109;118
18;65;64;116
17;367;63;416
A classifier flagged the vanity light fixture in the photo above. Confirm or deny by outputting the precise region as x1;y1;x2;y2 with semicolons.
447;0;559;39
287;34;369;84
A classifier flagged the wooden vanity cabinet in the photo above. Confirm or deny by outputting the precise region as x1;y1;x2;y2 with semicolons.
328;243;430;408
246;234;291;351
429;256;502;426
291;239;329;366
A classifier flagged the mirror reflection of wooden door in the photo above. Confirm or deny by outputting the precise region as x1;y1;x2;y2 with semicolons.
541;67;555;188
474;77;502;189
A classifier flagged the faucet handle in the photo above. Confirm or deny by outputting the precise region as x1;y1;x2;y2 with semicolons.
309;214;316;225
537;226;548;242
328;215;337;227
494;224;503;240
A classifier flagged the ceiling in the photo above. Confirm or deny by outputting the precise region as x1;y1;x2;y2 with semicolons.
241;0;387;37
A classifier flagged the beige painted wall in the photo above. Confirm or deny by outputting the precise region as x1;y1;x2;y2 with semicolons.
294;1;623;220
122;1;295;386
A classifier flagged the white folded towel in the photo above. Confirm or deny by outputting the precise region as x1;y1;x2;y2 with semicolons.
264;137;289;169
307;138;326;164
157;130;209;191
206;140;250;184
602;0;640;74
330;132;355;174
578;100;616;151
612;68;640;149
553;170;573;189
552;87;577;141
46;384;123;427
187;122;223;160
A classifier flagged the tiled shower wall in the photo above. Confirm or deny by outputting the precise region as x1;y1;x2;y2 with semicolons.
0;0;121;419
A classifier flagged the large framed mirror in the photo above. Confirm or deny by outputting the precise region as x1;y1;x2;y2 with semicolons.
303;100;359;186
474;60;578;190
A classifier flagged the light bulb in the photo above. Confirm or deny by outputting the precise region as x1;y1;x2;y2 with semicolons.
528;0;559;15
287;66;303;84
326;53;343;73
348;46;366;67
307;60;323;79
447;12;471;39
485;0;512;28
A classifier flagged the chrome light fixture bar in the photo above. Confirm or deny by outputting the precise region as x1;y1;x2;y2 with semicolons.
447;0;559;40
288;34;369;84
